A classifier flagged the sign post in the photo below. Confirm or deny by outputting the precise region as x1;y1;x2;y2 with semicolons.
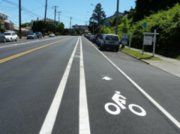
143;30;159;57
142;22;147;54
122;33;128;46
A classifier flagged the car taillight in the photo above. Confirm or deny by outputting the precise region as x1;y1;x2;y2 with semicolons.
104;41;105;44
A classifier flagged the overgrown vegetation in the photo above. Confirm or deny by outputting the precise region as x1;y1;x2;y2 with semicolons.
132;0;180;22
110;3;180;58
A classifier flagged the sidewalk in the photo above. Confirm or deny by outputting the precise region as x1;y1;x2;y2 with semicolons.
125;46;180;78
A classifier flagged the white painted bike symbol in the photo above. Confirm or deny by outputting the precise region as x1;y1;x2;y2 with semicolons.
105;91;146;116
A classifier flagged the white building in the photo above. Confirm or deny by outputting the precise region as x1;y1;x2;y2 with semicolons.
0;11;16;31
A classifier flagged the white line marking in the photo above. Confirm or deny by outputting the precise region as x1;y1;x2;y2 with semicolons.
79;37;91;134
84;37;180;129
39;37;80;134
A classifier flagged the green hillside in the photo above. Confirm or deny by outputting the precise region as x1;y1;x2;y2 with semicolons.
111;3;180;58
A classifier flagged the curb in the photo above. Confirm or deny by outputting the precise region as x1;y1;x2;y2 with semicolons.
119;50;150;64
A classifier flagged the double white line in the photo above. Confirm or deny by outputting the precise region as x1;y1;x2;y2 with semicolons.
39;37;91;134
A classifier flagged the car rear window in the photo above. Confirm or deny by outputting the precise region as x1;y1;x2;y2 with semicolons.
4;33;11;35
106;36;119;41
29;33;34;35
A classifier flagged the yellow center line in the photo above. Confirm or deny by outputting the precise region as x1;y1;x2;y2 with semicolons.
0;37;72;64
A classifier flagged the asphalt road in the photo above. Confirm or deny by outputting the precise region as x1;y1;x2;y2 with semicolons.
0;36;180;134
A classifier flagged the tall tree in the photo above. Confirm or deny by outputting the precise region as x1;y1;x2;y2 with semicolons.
89;3;106;34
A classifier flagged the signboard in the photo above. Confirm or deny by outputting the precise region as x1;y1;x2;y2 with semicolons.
122;34;128;45
143;35;153;45
143;22;147;29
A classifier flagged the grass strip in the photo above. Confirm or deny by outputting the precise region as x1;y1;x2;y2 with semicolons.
120;48;160;60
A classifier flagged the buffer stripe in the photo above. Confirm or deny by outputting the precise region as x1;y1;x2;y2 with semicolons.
79;37;91;134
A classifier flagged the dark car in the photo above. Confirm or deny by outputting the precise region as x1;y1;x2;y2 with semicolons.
27;33;38;39
0;32;6;43
94;34;101;43
35;32;43;38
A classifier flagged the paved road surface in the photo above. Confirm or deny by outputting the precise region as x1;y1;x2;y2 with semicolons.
0;36;180;134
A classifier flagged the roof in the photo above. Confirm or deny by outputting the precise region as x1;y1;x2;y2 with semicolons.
0;11;10;17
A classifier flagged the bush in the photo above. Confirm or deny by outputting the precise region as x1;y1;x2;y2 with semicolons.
0;28;6;33
55;32;60;36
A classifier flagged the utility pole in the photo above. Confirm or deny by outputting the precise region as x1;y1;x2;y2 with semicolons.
52;6;59;33
70;17;72;29
19;0;21;39
57;11;61;23
43;0;48;36
93;13;94;35
116;0;119;35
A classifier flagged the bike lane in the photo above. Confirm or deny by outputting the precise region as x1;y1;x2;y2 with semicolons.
81;37;180;134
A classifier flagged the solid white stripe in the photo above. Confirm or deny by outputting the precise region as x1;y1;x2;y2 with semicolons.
84;37;180;129
39;37;80;134
79;37;91;134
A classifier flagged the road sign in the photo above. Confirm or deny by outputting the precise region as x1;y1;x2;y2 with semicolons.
143;35;153;45
143;22;147;29
122;34;128;45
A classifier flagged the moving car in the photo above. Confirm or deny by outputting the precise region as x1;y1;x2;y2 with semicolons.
35;32;43;38
49;33;55;37
99;34;120;52
0;32;6;43
27;33;38;39
4;32;18;42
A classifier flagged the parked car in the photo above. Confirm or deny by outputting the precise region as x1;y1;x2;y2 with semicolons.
27;33;38;39
35;32;43;38
99;34;120;52
49;33;55;37
94;34;101;43
0;32;6;43
90;35;94;41
4;32;18;42
96;36;102;46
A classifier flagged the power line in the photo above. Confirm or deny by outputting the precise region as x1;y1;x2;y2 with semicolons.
3;0;43;18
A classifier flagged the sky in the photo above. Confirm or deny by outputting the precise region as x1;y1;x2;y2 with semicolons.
0;0;136;28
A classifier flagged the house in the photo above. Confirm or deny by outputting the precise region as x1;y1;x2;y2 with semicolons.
72;24;89;33
104;11;123;27
0;11;16;31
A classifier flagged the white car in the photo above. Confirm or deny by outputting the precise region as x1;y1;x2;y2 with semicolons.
4;32;18;42
49;33;55;37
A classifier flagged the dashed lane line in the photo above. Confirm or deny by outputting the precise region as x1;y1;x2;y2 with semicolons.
0;37;71;64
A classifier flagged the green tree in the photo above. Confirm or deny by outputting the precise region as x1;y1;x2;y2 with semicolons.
108;16;122;27
100;25;111;34
21;22;31;28
89;3;106;34
56;22;64;35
